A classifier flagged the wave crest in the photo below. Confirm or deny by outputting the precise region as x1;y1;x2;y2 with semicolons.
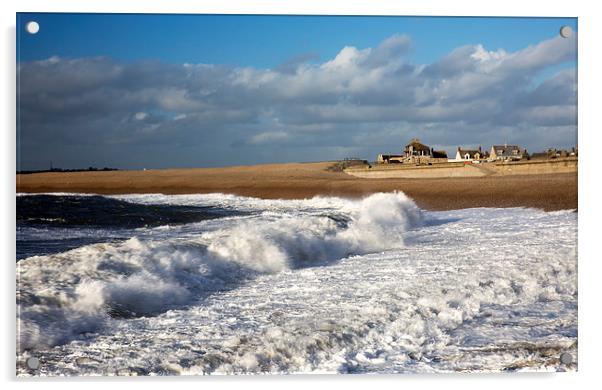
17;192;422;350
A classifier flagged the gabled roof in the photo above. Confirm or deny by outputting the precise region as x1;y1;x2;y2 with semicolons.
492;145;521;151
491;145;522;158
405;138;431;151
458;149;480;157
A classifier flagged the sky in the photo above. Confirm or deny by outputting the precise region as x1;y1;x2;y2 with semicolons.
16;13;577;170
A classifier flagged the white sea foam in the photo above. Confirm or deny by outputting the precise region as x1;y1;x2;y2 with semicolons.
16;193;577;375
17;192;422;351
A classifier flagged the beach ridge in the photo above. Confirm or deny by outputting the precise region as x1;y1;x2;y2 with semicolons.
16;161;577;211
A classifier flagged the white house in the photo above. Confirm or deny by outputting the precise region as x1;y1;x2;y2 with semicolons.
450;146;485;162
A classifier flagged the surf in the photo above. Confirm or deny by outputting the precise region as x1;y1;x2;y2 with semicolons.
17;192;422;350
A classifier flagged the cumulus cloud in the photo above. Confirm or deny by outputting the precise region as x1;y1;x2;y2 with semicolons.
17;33;577;169
134;112;148;121
248;131;291;145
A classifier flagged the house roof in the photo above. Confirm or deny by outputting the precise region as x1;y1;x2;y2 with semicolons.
458;149;480;156
492;145;521;151
405;138;431;151
491;145;522;158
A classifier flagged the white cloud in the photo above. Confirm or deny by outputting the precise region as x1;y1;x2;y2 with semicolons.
17;33;577;169
470;44;507;62
248;131;290;145
134;112;148;120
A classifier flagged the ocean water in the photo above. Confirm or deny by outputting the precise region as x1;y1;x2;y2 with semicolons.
16;192;577;376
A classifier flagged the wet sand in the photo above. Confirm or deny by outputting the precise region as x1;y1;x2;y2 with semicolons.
16;161;577;211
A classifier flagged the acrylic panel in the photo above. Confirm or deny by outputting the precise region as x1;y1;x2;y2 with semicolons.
16;13;578;376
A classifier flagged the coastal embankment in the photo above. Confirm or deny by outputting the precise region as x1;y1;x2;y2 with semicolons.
17;161;577;211
344;158;577;179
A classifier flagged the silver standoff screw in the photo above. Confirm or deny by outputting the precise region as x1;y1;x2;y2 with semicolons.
559;25;572;38
560;352;573;365
26;357;40;370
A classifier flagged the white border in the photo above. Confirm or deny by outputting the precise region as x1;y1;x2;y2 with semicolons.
3;1;600;390
7;0;583;17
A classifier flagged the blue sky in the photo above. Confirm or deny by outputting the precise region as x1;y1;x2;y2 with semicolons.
17;13;577;170
17;14;577;68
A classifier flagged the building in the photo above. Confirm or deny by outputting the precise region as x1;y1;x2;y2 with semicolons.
403;138;448;164
376;154;404;164
529;152;549;160
530;147;577;160
432;150;448;159
404;138;433;158
490;144;523;161
455;146;485;161
377;138;447;164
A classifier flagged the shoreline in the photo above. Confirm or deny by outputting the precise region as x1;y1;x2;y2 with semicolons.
16;161;578;211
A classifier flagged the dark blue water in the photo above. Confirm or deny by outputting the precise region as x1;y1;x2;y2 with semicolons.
16;195;242;261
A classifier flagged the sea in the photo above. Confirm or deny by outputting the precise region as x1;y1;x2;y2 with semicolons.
16;192;578;376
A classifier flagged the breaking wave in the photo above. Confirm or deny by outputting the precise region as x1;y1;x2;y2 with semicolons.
17;192;422;350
